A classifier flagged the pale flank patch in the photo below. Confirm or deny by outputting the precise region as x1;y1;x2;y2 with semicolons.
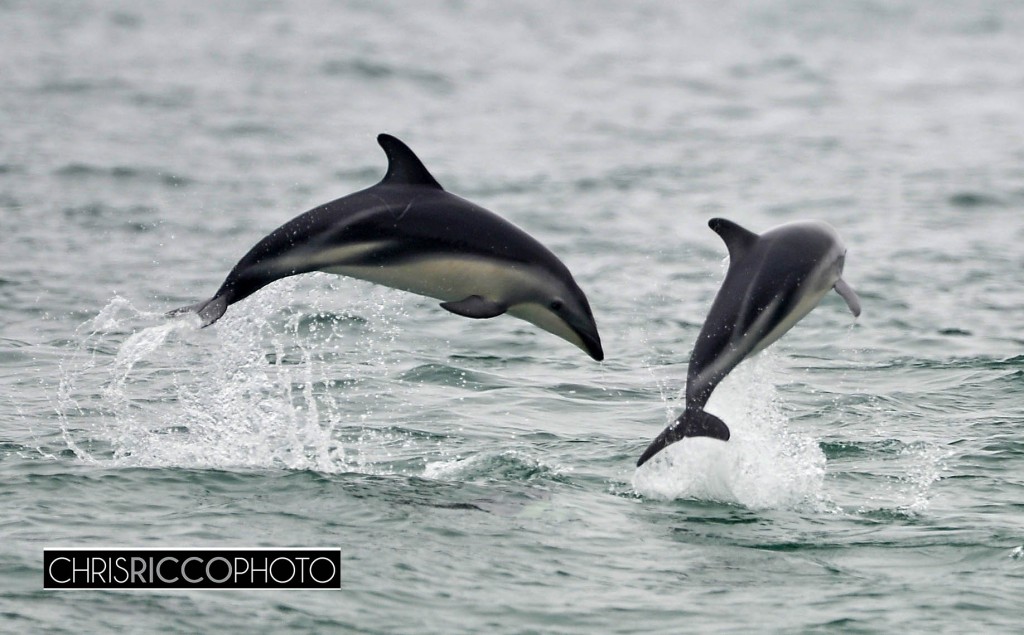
325;256;543;303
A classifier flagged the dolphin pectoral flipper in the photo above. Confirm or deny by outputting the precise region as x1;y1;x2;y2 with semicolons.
636;409;731;467
440;296;508;319
834;278;861;318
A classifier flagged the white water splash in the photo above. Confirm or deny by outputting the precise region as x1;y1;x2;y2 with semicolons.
897;442;950;514
56;277;418;473
632;354;828;510
853;440;952;517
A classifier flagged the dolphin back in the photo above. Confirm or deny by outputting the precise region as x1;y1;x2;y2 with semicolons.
636;408;730;467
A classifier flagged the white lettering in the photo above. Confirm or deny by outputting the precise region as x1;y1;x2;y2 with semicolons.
113;557;130;584
181;557;203;584
308;557;337;585
48;557;71;585
205;557;231;584
269;557;296;584
157;557;179;584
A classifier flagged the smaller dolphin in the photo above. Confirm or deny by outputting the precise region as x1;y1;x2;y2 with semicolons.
636;218;861;467
171;134;603;361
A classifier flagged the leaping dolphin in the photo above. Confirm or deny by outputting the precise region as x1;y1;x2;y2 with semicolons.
171;134;604;361
636;218;861;467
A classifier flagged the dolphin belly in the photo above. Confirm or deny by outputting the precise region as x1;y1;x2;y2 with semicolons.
323;254;539;305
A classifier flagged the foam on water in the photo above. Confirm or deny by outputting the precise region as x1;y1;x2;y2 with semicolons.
423;449;568;484
897;443;951;514
56;276;422;474
632;354;828;510
852;440;952;517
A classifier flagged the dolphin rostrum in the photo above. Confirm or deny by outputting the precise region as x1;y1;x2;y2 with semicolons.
171;134;604;360
636;218;861;467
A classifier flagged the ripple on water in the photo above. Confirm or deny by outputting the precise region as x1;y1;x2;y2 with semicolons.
423;449;569;485
399;363;509;391
53;163;193;187
948;191;1006;208
319;58;454;93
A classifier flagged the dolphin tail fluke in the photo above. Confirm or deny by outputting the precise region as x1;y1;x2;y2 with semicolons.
636;409;731;467
167;295;229;328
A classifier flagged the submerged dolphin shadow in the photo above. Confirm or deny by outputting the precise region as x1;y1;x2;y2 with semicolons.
170;134;603;361
637;218;861;467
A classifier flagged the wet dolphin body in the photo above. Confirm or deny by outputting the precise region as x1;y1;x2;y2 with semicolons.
172;134;603;360
636;218;861;467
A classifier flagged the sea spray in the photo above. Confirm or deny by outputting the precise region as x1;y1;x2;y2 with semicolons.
632;353;828;510
56;276;430;473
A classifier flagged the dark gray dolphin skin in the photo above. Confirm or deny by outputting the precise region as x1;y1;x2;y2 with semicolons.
171;134;603;360
636;218;861;467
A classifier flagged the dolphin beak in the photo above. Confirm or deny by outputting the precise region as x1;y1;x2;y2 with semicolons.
507;302;604;361
566;316;603;361
577;326;604;361
557;301;603;360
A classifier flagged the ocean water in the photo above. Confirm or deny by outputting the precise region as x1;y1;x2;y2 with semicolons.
3;0;1024;632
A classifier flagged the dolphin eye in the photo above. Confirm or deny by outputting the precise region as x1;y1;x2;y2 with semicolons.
549;299;564;312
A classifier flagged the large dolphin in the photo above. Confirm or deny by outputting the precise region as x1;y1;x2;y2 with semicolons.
171;134;603;360
636;218;861;467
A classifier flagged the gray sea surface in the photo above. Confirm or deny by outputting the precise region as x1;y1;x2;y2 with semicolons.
3;0;1024;632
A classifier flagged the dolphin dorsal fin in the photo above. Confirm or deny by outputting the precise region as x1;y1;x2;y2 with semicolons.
377;134;444;190
709;218;758;261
